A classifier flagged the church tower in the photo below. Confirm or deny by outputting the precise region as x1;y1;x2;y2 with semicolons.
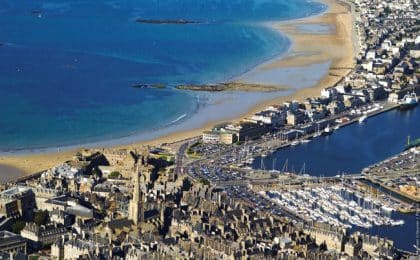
129;162;145;225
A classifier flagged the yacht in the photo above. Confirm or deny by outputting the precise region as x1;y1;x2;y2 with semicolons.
300;139;311;144
391;220;405;226
322;125;332;136
399;92;418;110
291;141;299;146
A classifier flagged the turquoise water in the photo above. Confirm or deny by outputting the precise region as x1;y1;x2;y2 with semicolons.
0;0;326;151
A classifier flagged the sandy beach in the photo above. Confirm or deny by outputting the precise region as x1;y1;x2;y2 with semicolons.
239;0;355;111
0;0;355;176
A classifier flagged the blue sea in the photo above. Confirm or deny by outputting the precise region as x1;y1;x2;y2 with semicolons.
0;0;326;151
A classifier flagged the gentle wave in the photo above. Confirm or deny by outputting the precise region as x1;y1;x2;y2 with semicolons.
170;114;187;125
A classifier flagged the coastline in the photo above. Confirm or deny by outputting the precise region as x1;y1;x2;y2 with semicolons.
234;0;355;119
0;0;355;176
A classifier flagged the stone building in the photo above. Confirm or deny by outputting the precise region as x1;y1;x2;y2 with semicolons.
20;223;68;247
0;186;36;220
0;231;27;255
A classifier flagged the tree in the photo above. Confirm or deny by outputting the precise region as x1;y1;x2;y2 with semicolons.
34;210;49;226
11;220;26;234
199;178;210;186
108;171;121;179
383;6;391;14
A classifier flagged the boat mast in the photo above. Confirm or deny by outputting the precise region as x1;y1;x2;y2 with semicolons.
272;158;276;171
299;162;306;175
416;204;420;255
282;159;288;173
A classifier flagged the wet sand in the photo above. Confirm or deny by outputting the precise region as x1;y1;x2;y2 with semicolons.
0;0;355;176
0;164;26;183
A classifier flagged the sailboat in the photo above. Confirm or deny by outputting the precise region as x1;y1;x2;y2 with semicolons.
313;123;321;138
269;158;280;173
291;132;300;146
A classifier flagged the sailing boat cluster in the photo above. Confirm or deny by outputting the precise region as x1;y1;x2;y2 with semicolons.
263;185;405;230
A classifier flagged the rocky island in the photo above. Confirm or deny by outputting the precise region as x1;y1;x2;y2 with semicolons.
136;18;201;25
176;82;288;92
131;83;166;89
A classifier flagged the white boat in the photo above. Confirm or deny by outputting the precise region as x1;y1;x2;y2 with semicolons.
291;141;299;146
399;92;418;110
358;115;367;123
381;205;393;213
391;220;405;226
322;125;332;136
300;139;311;144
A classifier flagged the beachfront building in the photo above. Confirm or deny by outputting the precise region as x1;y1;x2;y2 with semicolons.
286;110;307;126
219;131;238;145
99;148;139;179
250;110;286;127
225;121;269;141
202;129;238;145
321;88;339;100
202;131;220;144
283;100;300;111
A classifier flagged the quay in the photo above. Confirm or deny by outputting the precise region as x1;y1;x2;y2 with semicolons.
362;147;420;211
361;178;419;213
203;101;401;167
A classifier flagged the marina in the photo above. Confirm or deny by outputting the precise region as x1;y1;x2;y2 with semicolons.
249;107;420;252
263;184;404;229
